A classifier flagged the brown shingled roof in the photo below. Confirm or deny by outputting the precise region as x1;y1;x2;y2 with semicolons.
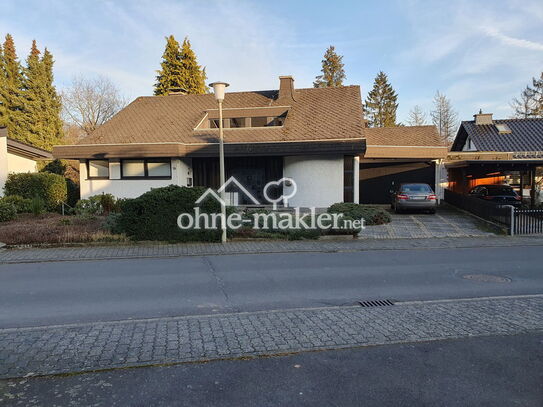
78;85;365;145
363;125;445;147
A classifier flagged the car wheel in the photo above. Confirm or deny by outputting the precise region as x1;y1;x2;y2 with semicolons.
429;208;436;214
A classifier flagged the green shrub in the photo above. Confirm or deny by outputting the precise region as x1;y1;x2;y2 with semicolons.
75;196;104;216
0;201;16;222
30;196;45;215
39;159;67;175
66;179;80;207
102;213;123;234
327;203;391;226
0;195;32;213
4;172;67;210
116;185;222;242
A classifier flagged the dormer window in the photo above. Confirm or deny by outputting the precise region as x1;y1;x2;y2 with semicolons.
198;106;289;130
496;123;511;134
206;114;286;129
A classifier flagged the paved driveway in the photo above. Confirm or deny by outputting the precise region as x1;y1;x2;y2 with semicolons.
359;206;495;239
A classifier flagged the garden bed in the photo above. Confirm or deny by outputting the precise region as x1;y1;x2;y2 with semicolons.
0;213;127;246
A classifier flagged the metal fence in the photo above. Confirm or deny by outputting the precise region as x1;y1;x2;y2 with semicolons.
512;209;543;235
444;189;543;235
444;189;512;228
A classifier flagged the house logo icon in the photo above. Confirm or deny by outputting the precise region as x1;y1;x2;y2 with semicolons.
195;176;297;208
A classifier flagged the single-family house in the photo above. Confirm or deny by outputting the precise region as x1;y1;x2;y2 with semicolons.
0;127;53;196
447;112;543;207
53;76;447;207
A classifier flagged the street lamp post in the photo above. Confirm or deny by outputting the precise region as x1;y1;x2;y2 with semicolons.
209;81;229;243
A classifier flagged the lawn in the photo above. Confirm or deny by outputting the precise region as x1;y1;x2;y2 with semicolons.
0;213;127;246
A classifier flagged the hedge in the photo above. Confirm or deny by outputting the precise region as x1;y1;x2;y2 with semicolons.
0;201;16;222
327;203;391;226
0;195;32;213
4;172;68;211
116;185;223;242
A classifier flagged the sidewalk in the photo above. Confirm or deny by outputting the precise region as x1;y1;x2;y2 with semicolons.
1;235;543;263
1;295;541;379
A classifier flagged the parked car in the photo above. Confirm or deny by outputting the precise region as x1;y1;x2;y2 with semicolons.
468;184;522;207
390;183;437;214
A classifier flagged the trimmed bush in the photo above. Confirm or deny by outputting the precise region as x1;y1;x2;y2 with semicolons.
0;201;16;222
4;172;67;210
327;203;391;226
116;185;223;242
75;196;104;216
0;195;32;213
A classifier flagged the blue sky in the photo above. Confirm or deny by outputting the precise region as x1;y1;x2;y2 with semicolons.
2;0;543;122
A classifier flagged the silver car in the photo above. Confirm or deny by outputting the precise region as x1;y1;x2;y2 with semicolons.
390;183;437;214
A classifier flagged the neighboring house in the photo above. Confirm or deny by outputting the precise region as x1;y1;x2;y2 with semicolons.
0;127;53;196
447;112;543;206
53;76;446;207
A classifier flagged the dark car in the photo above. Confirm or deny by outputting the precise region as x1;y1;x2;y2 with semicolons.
468;184;522;207
390;183;437;214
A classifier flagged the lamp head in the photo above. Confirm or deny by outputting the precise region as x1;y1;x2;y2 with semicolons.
208;81;229;102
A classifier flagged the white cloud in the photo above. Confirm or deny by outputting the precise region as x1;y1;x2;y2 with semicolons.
481;26;543;51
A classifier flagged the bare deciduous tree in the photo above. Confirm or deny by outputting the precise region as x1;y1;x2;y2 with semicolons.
510;86;536;118
430;91;458;143
61;75;127;137
407;105;427;126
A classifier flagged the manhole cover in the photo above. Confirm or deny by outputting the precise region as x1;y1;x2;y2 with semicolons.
461;274;511;283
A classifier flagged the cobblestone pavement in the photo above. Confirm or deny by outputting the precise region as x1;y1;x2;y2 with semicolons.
0;295;541;379
359;208;494;239
1;235;543;264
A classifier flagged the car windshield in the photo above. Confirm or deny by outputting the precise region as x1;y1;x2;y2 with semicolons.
401;184;432;193
486;186;516;196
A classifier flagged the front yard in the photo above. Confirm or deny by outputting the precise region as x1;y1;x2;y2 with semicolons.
0;213;126;246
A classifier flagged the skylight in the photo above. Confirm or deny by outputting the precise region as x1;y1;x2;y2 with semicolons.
495;123;511;134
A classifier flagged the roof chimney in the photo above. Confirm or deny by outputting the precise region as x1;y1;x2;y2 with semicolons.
168;87;187;96
278;76;295;101
474;110;493;125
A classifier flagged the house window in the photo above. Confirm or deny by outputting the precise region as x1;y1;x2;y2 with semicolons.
230;118;245;128
209;119;227;128
121;159;171;179
122;160;145;177
251;117;269;127
88;160;109;179
496;123;511;134
147;160;171;177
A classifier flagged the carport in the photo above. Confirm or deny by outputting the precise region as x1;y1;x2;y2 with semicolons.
359;126;448;204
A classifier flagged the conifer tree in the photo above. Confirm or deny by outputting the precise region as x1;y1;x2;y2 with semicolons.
313;46;346;88
154;35;207;95
39;48;63;148
0;44;7;127
0;34;24;136
364;71;398;127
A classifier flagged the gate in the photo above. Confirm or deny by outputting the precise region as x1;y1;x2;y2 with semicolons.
512;209;543;235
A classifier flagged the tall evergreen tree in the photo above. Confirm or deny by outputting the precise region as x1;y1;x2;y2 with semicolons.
0;34;24;136
16;41;63;149
364;71;398;127
154;35;207;96
0;44;7;127
313;46;346;88
39;47;63;148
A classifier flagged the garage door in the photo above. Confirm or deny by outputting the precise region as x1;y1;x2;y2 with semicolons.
359;161;435;204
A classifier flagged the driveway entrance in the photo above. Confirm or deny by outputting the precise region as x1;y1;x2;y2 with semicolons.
359;206;494;239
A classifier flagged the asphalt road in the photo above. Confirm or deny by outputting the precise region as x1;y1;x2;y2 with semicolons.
3;333;542;406
0;245;542;328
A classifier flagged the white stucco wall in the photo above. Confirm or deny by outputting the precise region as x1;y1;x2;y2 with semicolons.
0;137;7;196
283;155;344;208
79;158;192;199
1;137;39;196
